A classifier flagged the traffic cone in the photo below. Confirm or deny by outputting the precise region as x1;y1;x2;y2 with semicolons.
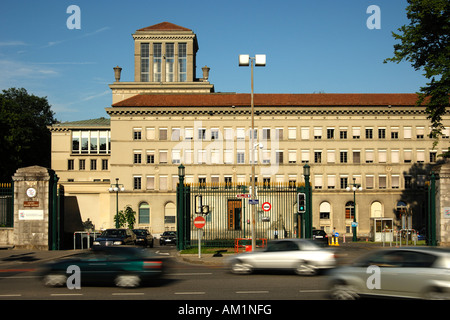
335;237;340;246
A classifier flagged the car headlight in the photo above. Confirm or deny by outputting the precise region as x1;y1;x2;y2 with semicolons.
113;241;123;245
137;238;144;241
93;241;100;245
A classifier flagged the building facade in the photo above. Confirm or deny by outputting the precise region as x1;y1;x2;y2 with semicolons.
50;22;450;242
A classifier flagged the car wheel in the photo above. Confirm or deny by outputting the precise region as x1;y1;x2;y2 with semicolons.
43;273;67;287
295;261;317;276
329;281;359;300
115;274;141;288
423;287;450;300
230;260;253;275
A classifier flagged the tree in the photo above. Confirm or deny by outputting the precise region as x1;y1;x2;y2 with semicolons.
0;88;57;180
114;205;136;229
384;0;450;148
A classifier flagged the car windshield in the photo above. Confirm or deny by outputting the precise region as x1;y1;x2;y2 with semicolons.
101;229;126;238
133;230;147;236
163;232;176;236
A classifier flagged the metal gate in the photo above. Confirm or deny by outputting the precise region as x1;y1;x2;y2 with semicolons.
0;182;13;227
177;182;309;249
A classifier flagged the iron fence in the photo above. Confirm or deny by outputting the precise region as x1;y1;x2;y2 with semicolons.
0;182;13;228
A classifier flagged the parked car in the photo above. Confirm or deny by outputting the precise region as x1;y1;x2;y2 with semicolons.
93;228;136;246
133;229;154;248
160;231;177;246
327;247;450;300
312;229;329;246
41;246;167;288
226;239;336;276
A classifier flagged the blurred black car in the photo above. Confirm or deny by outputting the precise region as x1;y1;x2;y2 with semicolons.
312;229;329;246
41;246;167;288
160;231;177;246
133;229;154;248
93;228;136;246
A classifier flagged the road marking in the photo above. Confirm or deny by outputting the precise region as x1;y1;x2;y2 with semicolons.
169;272;213;276
235;290;269;294
299;289;328;293
0;294;22;297
112;292;145;296
174;291;206;295
50;293;83;297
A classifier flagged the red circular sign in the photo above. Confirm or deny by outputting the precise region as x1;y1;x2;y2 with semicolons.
194;216;206;229
262;202;271;212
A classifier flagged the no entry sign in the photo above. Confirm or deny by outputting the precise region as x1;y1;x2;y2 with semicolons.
262;202;271;212
194;216;206;229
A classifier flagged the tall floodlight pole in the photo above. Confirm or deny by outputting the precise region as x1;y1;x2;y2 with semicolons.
239;54;266;251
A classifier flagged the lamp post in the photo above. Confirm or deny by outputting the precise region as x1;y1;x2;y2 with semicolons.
303;163;312;239
109;178;125;228
177;164;186;251
239;54;266;252
346;178;362;242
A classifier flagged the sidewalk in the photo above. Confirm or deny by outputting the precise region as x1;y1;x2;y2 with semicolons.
0;248;82;268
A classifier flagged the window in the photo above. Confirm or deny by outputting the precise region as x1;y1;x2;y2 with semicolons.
379;175;387;189
301;150;309;163
138;202;150;224
320;202;331;219
378;150;387;163
146;151;155;164
90;159;97;170
165;43;174;82
146;128;155;140
340;177;348;189
276;151;284;164
171;128;180;141
159;150;168;164
392;175;400;189
134;151;142;164
198;150;206;164
365;150;374;163
198;128;206;140
404;149;412;163
340;128;347;139
288;127;296;139
185;128;193;140
159;128;167;140
262;150;271;164
430;151;437;163
416;127;425;139
314;151;322;163
378;128;386;139
314;127;322;140
345;201;355;219
178;43;187;82
237;150;245;164
391;150;400;163
72;130;110;154
146;176;154;190
314;175;323;189
288;150;297;163
391;127;399;139
275;128;283;140
340;151;348;163
352;127;361;139
366;175;374;189
79;159;85;170
211;128;219;140
160;176;168;190
365;128;373;139
404;127;412;139
224;128;233;140
211;149;220;164
134;176;142;190
68;159;74;170
301;127;309;140
327;150;335;163
224;150;233;164
153;43;162;82
327;128;334;139
417;150;425;163
237;128;245;140
133;128;142;140
140;43;149;82
327;175;335;189
353;151;360;164
102;159;108;170
172;150;181;164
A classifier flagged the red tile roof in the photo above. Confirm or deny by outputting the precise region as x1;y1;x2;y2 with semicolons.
112;93;422;107
136;22;192;32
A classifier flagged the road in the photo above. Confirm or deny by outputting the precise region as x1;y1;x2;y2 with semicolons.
0;246;330;301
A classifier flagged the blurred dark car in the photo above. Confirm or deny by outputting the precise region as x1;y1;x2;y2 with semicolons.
93;228;136;246
328;247;450;300
160;231;177;246
133;229;154;248
312;229;329;246
41;246;167;288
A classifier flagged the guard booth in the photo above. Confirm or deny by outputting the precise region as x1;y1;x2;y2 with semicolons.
371;218;393;242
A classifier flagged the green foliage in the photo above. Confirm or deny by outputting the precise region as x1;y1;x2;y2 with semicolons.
114;205;136;229
384;0;450;149
0;88;57;180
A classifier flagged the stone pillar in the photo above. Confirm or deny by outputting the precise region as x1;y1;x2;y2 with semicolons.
435;162;450;246
12;166;53;250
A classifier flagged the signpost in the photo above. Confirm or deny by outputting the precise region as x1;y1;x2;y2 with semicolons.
262;202;271;212
236;194;251;198
194;216;206;258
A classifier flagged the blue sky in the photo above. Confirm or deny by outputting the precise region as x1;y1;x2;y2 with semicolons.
0;0;427;122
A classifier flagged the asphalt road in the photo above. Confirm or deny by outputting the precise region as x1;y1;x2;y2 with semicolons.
0;246;330;301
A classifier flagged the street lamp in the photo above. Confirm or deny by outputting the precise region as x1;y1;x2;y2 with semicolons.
302;163;312;238
239;54;266;252
346;178;362;242
109;178;125;228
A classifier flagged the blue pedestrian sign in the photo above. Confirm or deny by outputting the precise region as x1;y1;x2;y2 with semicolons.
249;199;259;205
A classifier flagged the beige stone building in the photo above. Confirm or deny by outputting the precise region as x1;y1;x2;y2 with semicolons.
49;22;450;242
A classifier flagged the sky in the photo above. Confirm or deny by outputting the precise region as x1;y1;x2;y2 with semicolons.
0;0;428;122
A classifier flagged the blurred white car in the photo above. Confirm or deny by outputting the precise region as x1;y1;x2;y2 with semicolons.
226;239;336;276
328;247;450;300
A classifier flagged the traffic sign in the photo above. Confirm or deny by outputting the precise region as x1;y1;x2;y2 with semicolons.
262;202;271;212
236;194;251;198
249;199;259;205
193;216;206;229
